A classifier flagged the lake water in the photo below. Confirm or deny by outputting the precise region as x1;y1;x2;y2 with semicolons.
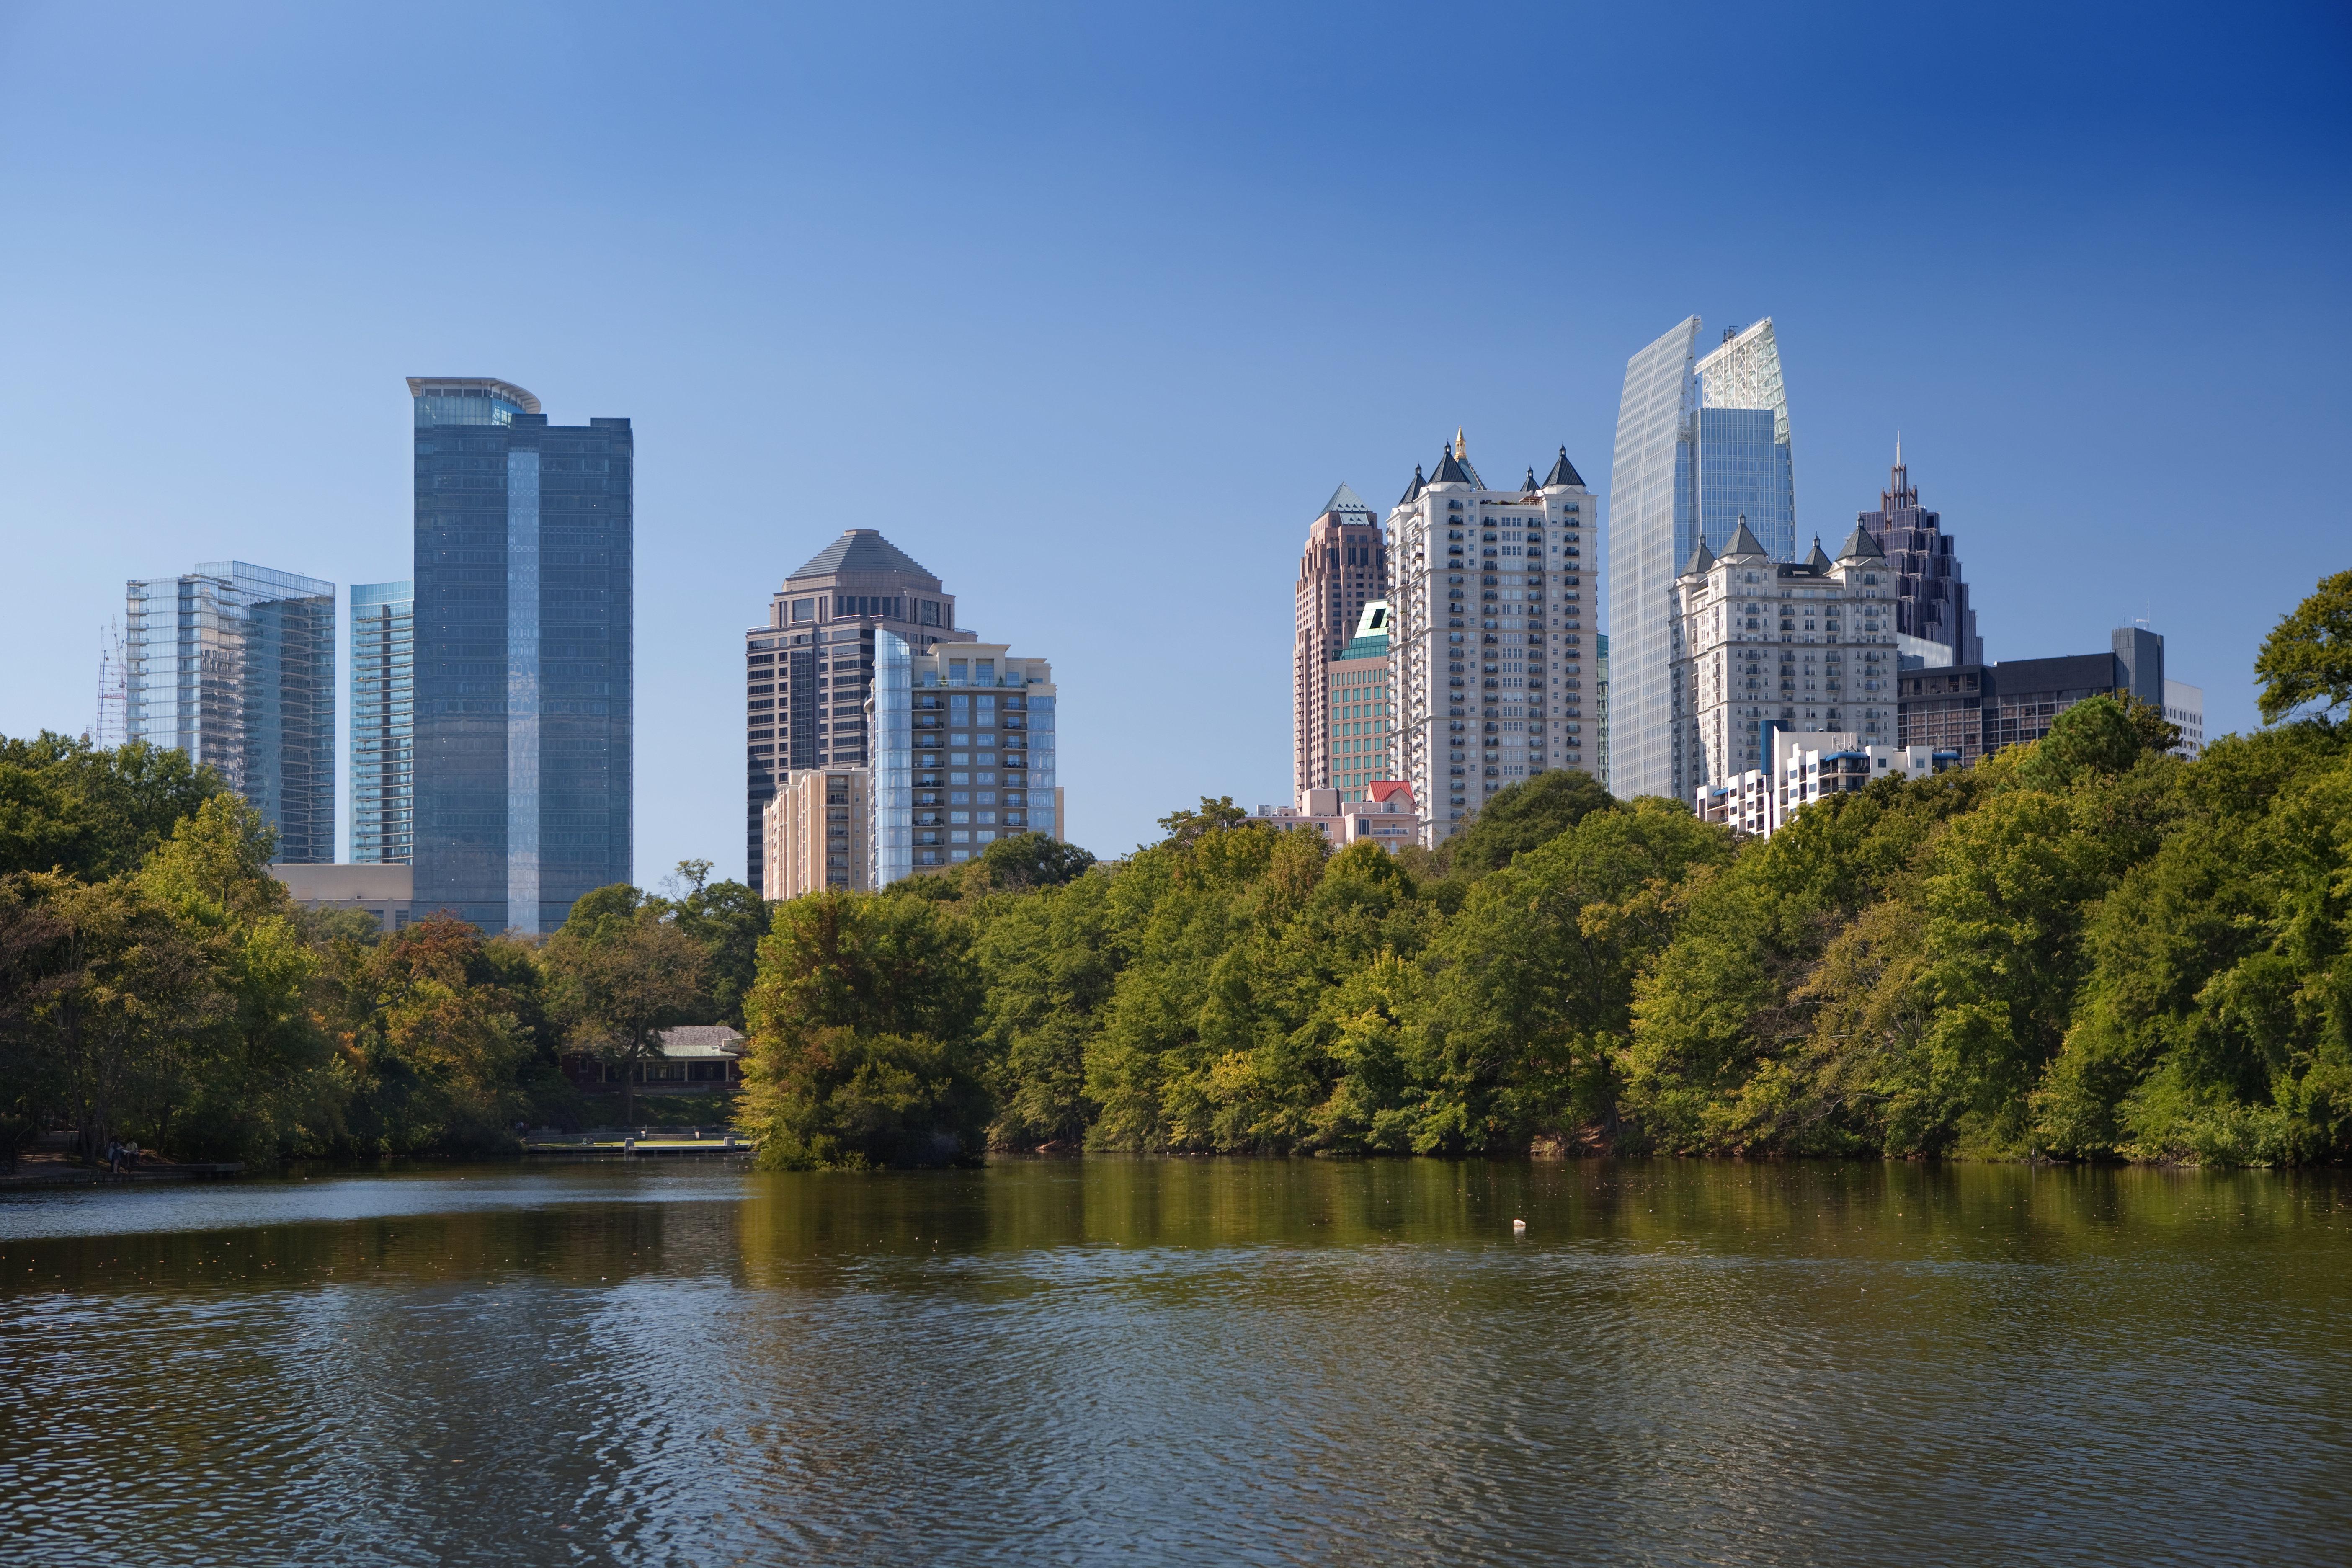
2;1158;2346;1566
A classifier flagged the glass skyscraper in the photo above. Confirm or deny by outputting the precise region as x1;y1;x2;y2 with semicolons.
124;560;336;862
350;580;415;864
409;377;632;933
1607;317;1797;800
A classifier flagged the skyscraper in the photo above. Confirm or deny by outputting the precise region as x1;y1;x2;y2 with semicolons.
349;580;414;864
409;377;633;933
743;529;975;891
1325;601;1396;800
1292;485;1386;798
1608;317;1798;800
124;560;336;862
1390;436;1596;843
1852;444;1981;667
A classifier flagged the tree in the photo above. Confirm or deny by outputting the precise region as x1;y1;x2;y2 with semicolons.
1155;796;1250;848
2256;569;2352;724
738;891;986;1166
970;831;1096;892
673;873;770;1028
542;905;708;1127
2014;695;2144;790
1447;769;1618;877
0;732;223;880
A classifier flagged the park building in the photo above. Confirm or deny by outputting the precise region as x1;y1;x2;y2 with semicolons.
1669;518;1901;793
1389;433;1597;845
1294;485;1388;798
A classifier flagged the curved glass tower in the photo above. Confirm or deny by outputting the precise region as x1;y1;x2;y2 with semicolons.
1606;317;1796;801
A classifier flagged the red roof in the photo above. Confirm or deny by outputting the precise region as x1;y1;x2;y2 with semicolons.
1367;779;1415;807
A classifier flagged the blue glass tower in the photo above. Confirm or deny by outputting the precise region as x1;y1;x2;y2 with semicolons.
350;580;414;864
409;377;632;932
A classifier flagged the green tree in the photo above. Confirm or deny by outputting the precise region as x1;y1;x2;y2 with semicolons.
0;733;223;880
671;869;769;1028
1447;769;1618;877
2255;569;2352;724
1155;795;1251;848
738;891;986;1166
543;899;708;1127
970;831;1097;892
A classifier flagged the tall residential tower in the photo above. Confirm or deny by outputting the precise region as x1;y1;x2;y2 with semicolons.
410;377;633;933
349;580;415;864
1292;485;1386;798
1607;317;1797;800
1390;437;1596;843
125;560;337;862
1853;445;1980;667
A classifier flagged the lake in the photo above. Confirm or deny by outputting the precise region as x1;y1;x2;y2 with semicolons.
2;1158;2346;1566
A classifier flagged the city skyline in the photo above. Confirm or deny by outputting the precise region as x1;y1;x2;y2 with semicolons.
3;5;2342;872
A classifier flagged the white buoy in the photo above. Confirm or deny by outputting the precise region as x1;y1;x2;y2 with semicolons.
1512;1218;1527;1233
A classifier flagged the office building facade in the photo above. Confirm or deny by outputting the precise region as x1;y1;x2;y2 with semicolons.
410;377;633;933
125;560;336;863
1896;628;2168;763
1326;600;1396;800
743;530;975;890
1294;485;1387;797
1390;438;1596;844
350;580;415;864
1854;446;1981;667
2165;678;2205;759
1608;317;1798;800
1670;521;1900;791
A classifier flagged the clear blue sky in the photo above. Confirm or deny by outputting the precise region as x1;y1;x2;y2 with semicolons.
3;2;2345;876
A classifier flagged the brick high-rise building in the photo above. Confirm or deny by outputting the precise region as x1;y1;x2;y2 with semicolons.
743;530;975;892
1293;485;1385;798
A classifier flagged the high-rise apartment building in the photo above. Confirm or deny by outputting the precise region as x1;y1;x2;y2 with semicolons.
1608;317;1798;800
865;636;1060;883
1669;521;1900;788
761;767;872;899
1595;633;1611;792
2165;678;2205;759
1390;438;1596;843
350;580;415;864
1293;485;1386;797
1326;601;1396;799
409;377;633;933
1854;446;1980;666
125;560;336;862
743;530;975;890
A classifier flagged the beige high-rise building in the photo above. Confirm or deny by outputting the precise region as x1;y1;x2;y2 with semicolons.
1293;485;1387;798
762;768;872;900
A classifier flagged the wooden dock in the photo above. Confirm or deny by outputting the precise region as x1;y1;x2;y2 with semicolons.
522;1130;751;1156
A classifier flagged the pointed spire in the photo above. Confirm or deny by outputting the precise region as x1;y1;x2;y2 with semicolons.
1804;535;1834;572
1455;426;1467;462
1524;467;1539;493
1399;465;1426;505
1681;538;1716;577
1837;521;1886;561
1541;445;1586;489
1321;482;1370;516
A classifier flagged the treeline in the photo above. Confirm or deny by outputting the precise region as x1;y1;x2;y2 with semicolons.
0;732;766;1165
740;571;2352;1168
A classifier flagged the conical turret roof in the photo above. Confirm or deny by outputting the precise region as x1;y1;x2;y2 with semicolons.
1431;441;1472;485
1803;535;1834;572
1723;518;1769;560
1399;466;1426;504
1681;538;1716;577
1837;522;1887;561
1541;446;1586;489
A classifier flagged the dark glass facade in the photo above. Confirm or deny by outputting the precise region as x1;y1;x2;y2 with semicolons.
1897;631;2164;763
410;379;632;932
1855;454;1981;665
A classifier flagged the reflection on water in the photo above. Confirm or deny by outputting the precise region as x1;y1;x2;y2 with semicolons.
2;1160;2346;1566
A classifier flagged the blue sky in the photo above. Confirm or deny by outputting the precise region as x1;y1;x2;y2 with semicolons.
2;1;2346;875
